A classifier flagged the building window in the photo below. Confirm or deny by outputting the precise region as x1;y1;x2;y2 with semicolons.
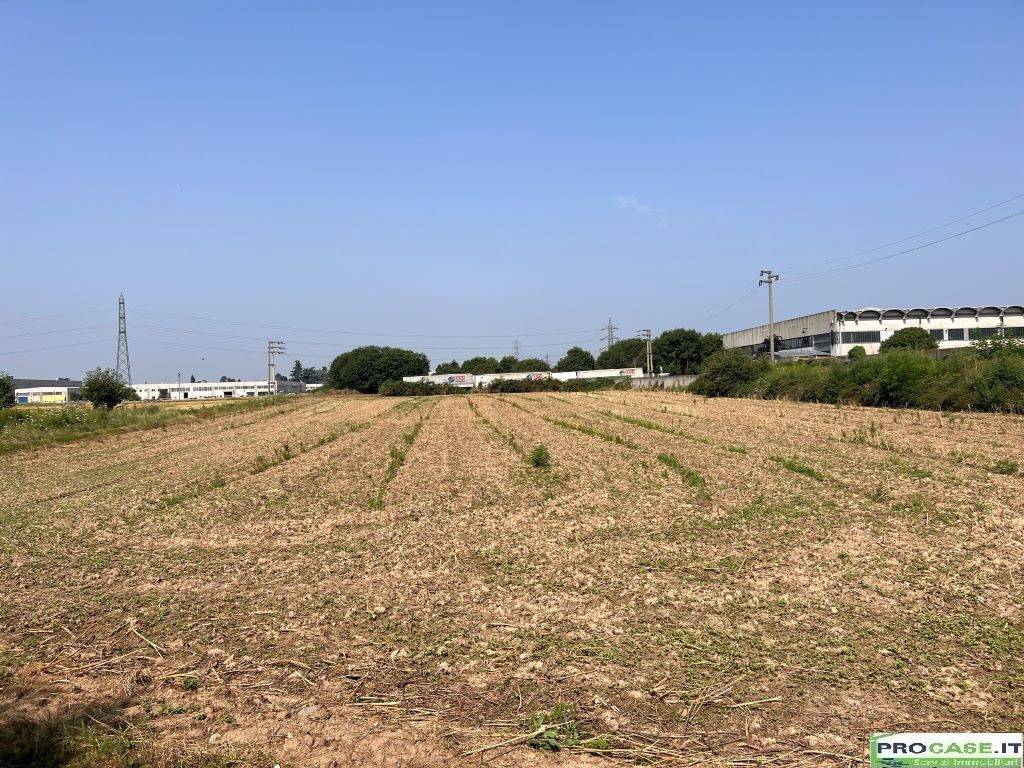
929;329;944;341
1008;327;1024;339
842;331;881;344
969;327;1002;340
947;328;965;341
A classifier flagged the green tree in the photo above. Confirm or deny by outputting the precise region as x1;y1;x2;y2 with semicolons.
596;338;646;369
652;328;724;375
326;346;428;394
82;367;139;409
0;371;14;408
879;327;938;352
513;357;550;372
460;356;500;374
555;346;596;372
434;360;462;374
497;355;518;373
847;345;867;361
290;360;303;381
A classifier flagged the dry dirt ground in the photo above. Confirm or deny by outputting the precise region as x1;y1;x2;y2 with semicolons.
2;392;1022;767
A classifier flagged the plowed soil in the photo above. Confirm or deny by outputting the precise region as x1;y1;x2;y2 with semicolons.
2;392;1022;767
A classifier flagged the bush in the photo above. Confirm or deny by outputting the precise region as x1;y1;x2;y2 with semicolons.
326;346;428;394
81;368;139;409
528;444;551;468
485;377;562;393
879;327;938;352
690;346;1024;413
562;377;619;392
378;380;469;396
689;351;770;397
847;345;866;361
0;372;13;409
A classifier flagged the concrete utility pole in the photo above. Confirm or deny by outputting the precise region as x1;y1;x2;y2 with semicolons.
115;293;132;385
267;340;286;394
759;270;779;363
512;340;520;360
639;329;653;376
604;318;618;353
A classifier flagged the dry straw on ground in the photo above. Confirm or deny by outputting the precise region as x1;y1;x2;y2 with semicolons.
1;391;1022;767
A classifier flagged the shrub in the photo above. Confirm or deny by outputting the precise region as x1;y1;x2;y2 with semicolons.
326;346;428;394
689;351;770;397
528;444;551;468
847;345;866;361
0;372;13;409
378;380;469;396
82;368;139;409
485;378;562;393
879;327;938;352
992;459;1019;475
561;377;619;392
690;347;1024;413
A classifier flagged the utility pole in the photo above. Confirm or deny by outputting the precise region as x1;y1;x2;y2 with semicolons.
115;293;132;385
639;329;653;376
759;270;779;363
604;317;618;353
267;340;286;394
512;340;520;360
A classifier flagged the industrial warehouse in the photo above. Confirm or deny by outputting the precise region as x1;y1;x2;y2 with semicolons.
131;379;307;400
722;304;1024;358
403;367;645;388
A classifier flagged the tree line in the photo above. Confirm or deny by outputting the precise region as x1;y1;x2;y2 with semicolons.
435;328;723;376
321;328;723;393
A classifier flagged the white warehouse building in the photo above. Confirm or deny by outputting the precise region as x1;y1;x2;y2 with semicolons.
722;305;1024;358
133;380;277;400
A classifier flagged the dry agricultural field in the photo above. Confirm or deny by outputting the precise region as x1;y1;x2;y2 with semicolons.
2;391;1022;767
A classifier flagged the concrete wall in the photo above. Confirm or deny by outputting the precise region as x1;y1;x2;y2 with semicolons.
632;375;697;389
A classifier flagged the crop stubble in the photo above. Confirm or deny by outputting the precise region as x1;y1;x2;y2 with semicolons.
1;391;1022;767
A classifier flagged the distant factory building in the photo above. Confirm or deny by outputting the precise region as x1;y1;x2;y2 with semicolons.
15;386;81;404
13;377;82;389
132;380;293;400
722;305;1024;358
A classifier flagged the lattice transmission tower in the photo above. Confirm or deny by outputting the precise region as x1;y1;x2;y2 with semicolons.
115;293;132;385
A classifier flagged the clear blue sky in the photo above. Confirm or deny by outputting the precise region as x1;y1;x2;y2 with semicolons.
3;1;1022;381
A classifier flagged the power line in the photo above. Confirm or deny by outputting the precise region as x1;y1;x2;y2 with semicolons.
135;309;602;339
0;309;108;325
0;338;110;355
0;323;110;341
678;192;1024;330
134;322;601;351
785;191;1024;277
785;208;1024;283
